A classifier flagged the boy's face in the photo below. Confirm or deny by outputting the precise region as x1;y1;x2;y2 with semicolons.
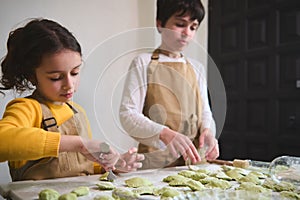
158;13;199;52
34;49;82;104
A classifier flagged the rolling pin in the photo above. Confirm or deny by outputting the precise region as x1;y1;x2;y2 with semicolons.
208;159;270;169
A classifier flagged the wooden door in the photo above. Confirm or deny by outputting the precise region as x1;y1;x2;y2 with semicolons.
208;0;300;161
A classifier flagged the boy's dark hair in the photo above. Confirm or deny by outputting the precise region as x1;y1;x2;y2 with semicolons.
0;18;81;95
157;0;205;27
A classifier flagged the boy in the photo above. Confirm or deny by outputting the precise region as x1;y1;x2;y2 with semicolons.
119;0;219;169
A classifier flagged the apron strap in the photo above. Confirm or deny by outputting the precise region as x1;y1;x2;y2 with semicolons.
40;104;58;132
151;48;187;64
151;49;160;60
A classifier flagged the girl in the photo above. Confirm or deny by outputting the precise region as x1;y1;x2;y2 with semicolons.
0;18;144;181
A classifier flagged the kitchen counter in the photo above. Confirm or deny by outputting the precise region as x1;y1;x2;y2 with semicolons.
0;164;294;200
0;165;199;200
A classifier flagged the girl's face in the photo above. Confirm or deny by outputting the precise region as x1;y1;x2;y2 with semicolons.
34;49;82;104
158;13;199;53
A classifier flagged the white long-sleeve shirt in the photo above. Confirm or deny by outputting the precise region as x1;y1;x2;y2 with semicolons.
119;52;215;148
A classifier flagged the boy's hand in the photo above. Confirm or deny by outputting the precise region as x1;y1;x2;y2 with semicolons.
160;128;201;164
198;128;219;160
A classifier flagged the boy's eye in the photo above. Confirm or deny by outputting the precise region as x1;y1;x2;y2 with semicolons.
71;70;80;76
190;25;198;31
176;23;185;27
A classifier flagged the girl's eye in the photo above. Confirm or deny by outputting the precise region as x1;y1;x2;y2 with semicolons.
48;69;80;81
50;76;62;81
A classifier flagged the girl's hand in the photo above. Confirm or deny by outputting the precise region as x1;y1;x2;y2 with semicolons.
79;138;120;171
160;128;201;164
115;147;144;172
198;128;219;160
60;136;143;172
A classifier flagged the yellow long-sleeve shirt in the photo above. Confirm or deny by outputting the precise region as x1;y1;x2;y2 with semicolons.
0;97;100;173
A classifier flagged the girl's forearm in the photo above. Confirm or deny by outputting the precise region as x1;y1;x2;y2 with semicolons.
59;135;83;153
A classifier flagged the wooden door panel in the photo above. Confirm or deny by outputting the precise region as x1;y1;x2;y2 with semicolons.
221;22;240;54
246;99;269;133
279;100;300;136
209;0;300;161
224;100;239;131
279;7;300;44
220;0;240;16
220;60;240;92
247;14;270;50
247;0;272;9
245;141;273;161
246;56;269;91
278;143;300;157
279;52;300;91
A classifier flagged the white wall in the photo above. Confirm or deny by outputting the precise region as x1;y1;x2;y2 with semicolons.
0;0;208;184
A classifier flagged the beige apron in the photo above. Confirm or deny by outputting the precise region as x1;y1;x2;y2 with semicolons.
10;92;94;181
139;49;203;169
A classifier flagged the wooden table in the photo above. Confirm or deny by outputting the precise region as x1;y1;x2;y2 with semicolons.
0;166;197;200
0;164;287;200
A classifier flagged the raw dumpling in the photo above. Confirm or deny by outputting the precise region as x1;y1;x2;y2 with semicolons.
198;176;219;184
214;171;233;181
93;195;114;200
190;172;208;181
71;186;89;196
178;170;196;178
168;178;188;187
132;186;155;195
160;187;181;199
238;173;261;185
186;180;205;191
112;188;140;200
205;178;232;189
262;178;295;192
39;189;60;200
248;171;268;179
96;181;116;190
194;168;211;175
237;182;270;193
225;169;244;180
163;174;185;182
125;177;153;188
280;191;300;199
58;193;77;200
